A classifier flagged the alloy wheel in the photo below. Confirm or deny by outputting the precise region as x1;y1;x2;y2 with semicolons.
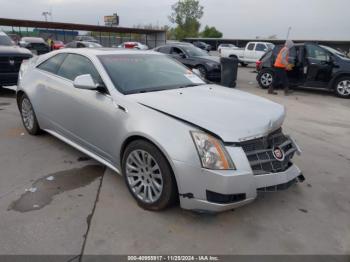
21;98;35;131
337;80;350;96
125;149;163;204
261;72;273;87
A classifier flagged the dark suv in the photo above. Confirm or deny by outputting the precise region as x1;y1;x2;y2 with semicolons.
154;43;221;81
0;32;32;88
256;43;350;98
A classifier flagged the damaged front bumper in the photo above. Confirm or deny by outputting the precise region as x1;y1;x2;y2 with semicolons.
174;132;304;213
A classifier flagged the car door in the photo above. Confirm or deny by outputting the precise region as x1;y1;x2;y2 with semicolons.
255;43;268;61
244;43;256;62
43;53;119;162
304;44;334;87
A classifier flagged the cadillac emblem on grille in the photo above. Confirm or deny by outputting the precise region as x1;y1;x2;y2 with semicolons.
272;147;285;161
9;59;15;66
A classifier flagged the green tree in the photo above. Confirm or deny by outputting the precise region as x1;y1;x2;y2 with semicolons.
200;25;223;38
168;0;204;40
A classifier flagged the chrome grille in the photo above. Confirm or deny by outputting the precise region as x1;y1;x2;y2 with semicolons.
240;128;296;175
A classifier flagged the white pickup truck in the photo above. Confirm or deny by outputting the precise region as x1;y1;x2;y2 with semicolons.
220;41;274;66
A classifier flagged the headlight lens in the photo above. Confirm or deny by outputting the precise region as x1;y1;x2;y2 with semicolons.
191;131;235;170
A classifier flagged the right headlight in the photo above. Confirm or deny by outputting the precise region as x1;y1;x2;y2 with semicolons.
191;131;235;170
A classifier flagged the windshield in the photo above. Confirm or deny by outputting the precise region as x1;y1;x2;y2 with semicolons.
181;45;208;57
99;54;205;94
0;33;13;46
321;45;348;58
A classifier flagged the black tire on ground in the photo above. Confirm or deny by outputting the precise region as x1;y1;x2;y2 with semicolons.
333;76;350;98
257;69;274;89
19;94;42;135
195;65;207;79
240;62;248;67
122;140;178;211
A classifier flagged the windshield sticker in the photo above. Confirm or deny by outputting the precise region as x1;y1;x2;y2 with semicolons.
184;73;205;84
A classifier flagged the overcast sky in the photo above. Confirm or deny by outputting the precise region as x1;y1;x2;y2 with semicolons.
1;0;349;40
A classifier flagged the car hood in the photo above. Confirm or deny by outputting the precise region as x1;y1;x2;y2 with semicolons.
0;45;32;56
129;85;286;142
196;56;220;64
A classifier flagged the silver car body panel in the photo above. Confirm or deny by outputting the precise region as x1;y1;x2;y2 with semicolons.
17;48;302;212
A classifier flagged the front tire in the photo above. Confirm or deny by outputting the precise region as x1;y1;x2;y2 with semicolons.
334;77;350;98
122;140;178;211
195;65;207;79
19;94;42;135
240;62;248;67
257;69;274;89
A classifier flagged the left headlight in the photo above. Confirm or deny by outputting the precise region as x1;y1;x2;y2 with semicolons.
191;131;235;170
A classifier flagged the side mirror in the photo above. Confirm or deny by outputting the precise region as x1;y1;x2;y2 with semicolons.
73;74;97;90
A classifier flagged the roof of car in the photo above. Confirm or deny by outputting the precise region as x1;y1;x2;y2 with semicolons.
21;37;46;43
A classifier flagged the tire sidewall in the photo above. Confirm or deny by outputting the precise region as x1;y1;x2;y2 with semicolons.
334;77;350;98
258;69;274;89
122;140;177;211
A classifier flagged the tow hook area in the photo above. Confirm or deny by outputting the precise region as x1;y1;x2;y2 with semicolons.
297;173;306;183
179;193;194;199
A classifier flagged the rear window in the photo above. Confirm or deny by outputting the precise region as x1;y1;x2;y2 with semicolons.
156;46;171;54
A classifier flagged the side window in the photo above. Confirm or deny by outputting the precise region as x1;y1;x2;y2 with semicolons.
256;44;266;52
37;54;67;74
306;45;330;61
56;54;102;84
171;47;184;55
247;43;255;51
157;46;171;54
77;42;85;48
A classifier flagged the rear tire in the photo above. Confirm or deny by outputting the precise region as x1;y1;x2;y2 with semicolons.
257;69;274;89
334;76;350;98
19;94;42;135
240;62;248;67
122;140;178;211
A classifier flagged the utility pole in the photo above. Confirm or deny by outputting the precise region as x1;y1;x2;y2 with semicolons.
286;26;292;41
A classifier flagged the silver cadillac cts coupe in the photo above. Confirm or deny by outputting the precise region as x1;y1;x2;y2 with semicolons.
17;49;304;212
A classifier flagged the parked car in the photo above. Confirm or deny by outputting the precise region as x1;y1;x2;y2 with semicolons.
221;41;274;66
75;35;99;43
52;40;65;50
64;41;102;48
0;31;32;88
17;49;303;212
256;43;350;98
218;43;238;54
19;37;50;55
154;43;221;81
118;42;149;50
192;41;212;52
7;33;20;44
